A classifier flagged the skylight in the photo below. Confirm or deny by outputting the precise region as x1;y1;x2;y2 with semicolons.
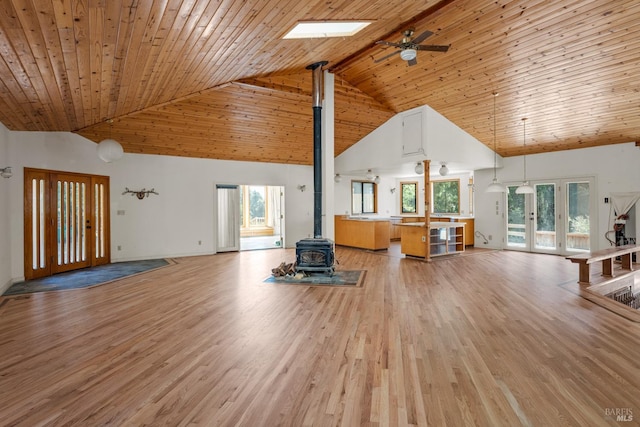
283;21;371;39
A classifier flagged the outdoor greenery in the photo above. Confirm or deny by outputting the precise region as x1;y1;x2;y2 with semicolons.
249;188;265;220
401;182;417;213
536;184;555;232
568;182;590;233
432;180;459;214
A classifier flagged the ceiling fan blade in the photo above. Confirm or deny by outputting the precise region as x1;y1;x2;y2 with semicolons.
407;58;418;66
415;44;450;52
374;50;401;63
411;30;433;44
376;40;401;48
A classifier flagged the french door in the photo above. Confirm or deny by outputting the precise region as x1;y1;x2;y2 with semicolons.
505;178;594;255
24;168;110;279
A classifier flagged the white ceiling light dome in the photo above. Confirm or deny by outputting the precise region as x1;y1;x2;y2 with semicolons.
400;48;417;61
365;169;375;180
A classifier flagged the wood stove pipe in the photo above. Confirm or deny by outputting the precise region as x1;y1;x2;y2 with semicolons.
306;61;328;238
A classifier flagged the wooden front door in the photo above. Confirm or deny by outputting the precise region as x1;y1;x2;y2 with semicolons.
24;168;110;280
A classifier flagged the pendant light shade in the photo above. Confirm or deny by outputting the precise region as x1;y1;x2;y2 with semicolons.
334;174;342;183
486;92;504;193
515;118;534;194
97;119;124;163
365;169;375;180
97;138;124;163
439;163;448;176
414;162;424;175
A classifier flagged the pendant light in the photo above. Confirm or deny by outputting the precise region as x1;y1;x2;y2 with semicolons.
439;162;449;176
97;119;124;163
486;92;504;192
414;162;424;175
515;118;534;194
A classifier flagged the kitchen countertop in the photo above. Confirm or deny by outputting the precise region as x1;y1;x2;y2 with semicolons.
398;221;464;227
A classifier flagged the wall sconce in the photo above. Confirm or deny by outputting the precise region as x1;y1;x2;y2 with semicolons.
439;162;449;176
414;162;424;175
0;167;12;179
390;187;396;194
122;187;159;199
297;184;306;192
374;176;380;184
334;174;342;183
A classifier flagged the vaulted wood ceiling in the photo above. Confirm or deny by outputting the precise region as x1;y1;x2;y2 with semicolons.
1;0;638;165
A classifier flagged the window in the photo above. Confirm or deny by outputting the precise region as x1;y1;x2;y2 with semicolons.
352;181;376;214
401;182;418;214
432;179;460;214
240;185;271;230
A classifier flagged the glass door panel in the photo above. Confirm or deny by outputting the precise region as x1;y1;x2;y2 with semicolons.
566;181;591;252
534;183;557;251
506;185;527;249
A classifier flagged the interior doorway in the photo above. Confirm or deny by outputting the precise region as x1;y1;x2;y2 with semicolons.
24;168;111;280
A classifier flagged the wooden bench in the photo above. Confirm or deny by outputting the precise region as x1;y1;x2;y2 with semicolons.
566;244;640;285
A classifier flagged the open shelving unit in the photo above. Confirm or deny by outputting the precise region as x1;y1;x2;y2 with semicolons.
430;224;465;256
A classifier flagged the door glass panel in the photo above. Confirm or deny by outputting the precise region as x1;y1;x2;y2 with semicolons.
534;183;556;250
566;182;590;251
506;185;526;247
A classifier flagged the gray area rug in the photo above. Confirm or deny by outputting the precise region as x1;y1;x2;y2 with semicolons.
264;270;365;287
3;259;170;295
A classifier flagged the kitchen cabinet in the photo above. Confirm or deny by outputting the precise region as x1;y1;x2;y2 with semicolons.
334;216;390;250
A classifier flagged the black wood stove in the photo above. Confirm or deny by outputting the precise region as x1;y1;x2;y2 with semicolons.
294;61;335;275
295;238;335;274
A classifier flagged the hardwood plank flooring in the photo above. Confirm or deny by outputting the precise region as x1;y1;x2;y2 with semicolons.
1;248;639;426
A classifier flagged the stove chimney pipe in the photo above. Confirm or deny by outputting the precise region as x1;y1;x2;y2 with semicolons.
306;61;328;239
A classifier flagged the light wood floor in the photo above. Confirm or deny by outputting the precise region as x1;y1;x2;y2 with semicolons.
1;247;639;426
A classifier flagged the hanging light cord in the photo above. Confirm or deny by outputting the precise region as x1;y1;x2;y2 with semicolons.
492;92;498;180
522;118;528;181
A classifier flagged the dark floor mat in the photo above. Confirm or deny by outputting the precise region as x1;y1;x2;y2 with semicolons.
3;259;170;295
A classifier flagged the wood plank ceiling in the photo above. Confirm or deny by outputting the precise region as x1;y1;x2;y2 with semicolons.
0;0;638;164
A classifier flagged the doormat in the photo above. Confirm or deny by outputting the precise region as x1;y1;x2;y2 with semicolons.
264;270;365;287
3;259;171;296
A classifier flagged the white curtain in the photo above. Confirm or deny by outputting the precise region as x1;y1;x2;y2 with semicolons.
611;192;640;217
267;186;282;235
216;185;240;252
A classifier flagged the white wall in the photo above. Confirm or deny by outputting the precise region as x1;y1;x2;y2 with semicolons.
2;129;313;288
0;124;11;291
335;105;497;175
474;142;640;251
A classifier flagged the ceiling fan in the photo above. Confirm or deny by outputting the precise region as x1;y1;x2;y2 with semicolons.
374;29;449;66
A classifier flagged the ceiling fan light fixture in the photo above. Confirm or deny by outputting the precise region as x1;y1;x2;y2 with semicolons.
400;48;417;61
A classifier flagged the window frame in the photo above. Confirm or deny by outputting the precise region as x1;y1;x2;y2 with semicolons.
400;181;418;214
431;179;461;215
351;180;377;214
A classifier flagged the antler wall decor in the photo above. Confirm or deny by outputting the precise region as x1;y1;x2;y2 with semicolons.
122;187;159;200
